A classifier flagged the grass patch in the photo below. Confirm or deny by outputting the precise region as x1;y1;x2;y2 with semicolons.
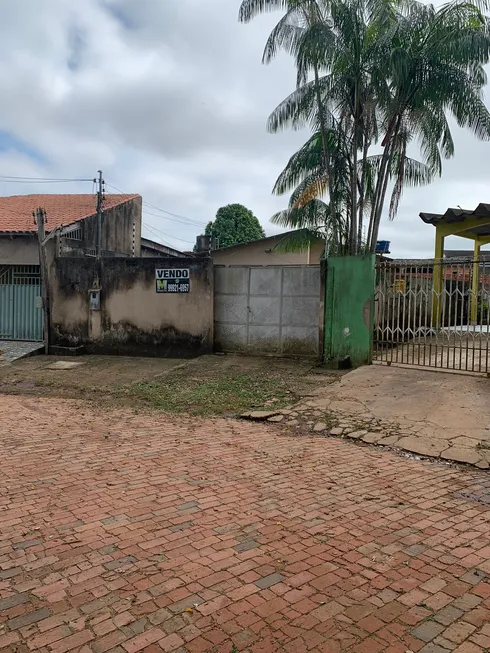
122;364;312;417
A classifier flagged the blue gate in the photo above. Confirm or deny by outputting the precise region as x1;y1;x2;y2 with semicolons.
0;266;43;341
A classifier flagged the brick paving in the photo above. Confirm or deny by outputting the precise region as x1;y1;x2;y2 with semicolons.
2;397;490;652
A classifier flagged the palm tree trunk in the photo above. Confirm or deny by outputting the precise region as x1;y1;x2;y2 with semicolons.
368;115;402;251
350;122;359;254
357;130;369;250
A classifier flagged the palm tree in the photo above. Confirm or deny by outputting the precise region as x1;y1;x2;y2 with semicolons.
270;129;351;254
239;0;490;254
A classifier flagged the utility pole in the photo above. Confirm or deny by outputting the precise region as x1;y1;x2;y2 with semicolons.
95;170;104;259
34;207;50;355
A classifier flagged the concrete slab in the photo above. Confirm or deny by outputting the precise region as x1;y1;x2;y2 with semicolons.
45;361;85;370
298;364;490;467
0;341;43;365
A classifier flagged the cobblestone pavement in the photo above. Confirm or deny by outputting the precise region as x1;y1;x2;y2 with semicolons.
2;396;490;653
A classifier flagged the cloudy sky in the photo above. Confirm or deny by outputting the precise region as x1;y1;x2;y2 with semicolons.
1;0;489;257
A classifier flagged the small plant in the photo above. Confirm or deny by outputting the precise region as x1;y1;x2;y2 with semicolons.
231;646;239;653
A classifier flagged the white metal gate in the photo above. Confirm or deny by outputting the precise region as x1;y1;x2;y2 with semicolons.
374;259;490;374
0;266;43;341
214;265;321;356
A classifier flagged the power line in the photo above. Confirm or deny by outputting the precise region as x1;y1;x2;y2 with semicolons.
142;200;205;225
143;224;180;250
143;208;204;228
105;181;206;227
0;175;94;183
143;222;195;245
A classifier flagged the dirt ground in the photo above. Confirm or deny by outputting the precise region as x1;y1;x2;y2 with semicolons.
0;354;321;416
0;354;186;394
2;394;490;653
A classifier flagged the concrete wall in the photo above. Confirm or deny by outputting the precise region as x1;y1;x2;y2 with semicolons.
211;236;324;267
49;256;213;357
62;197;142;257
214;265;322;357
0;235;39;265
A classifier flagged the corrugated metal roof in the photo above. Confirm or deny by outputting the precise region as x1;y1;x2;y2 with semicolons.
420;203;490;225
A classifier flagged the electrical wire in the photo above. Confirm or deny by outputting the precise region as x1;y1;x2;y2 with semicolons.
105;181;206;227
143;222;195;245
0;176;200;246
0;175;94;183
142;208;205;228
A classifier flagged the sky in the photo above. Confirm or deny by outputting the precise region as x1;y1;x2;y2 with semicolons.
1;0;490;257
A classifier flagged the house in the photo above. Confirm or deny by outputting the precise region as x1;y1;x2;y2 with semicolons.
140;237;186;258
0;193;142;265
200;231;325;266
0;193;142;342
197;232;390;266
444;249;490;263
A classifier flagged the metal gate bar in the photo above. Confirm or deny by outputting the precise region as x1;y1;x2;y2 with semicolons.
374;258;490;374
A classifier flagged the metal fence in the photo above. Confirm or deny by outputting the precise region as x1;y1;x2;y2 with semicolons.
374;259;490;374
0;265;43;341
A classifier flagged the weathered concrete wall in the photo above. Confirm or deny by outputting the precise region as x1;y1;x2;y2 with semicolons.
0;236;39;265
63;197;142;257
214;265;322;357
49;256;213;357
211;236;324;266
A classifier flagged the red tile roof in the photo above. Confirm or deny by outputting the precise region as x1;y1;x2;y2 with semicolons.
0;194;140;234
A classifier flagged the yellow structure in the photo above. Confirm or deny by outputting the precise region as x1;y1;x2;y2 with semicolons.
420;204;490;327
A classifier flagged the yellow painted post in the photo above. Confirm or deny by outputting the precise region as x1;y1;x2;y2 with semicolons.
471;240;481;324
432;228;444;328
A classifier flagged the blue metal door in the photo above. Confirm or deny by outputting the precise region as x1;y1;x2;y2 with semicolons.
0;266;43;341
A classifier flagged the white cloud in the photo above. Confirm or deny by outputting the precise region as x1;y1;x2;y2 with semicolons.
0;0;489;255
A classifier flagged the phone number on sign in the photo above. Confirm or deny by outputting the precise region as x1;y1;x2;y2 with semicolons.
168;282;190;293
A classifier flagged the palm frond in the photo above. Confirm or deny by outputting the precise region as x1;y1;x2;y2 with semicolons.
238;0;290;23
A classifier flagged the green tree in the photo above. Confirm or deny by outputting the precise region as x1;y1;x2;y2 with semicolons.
239;0;490;254
204;204;265;248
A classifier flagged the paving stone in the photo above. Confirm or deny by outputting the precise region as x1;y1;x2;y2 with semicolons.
361;432;383;443
7;608;51;630
240;411;282;420
329;427;343;436
103;556;137;571
397;436;445;457
412;621;446;642
0;592;29;611
254;573;285;590
460;571;485;586
0;395;489;653
234;539;259;552
440;448;482;465
419;645;453;653
377;435;400;445
405;544;428;557
434;607;465;626
313;422;327;432
345;430;368;439
475;459;490;469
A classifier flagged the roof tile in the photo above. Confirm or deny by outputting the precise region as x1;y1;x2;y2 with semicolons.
0;194;140;233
